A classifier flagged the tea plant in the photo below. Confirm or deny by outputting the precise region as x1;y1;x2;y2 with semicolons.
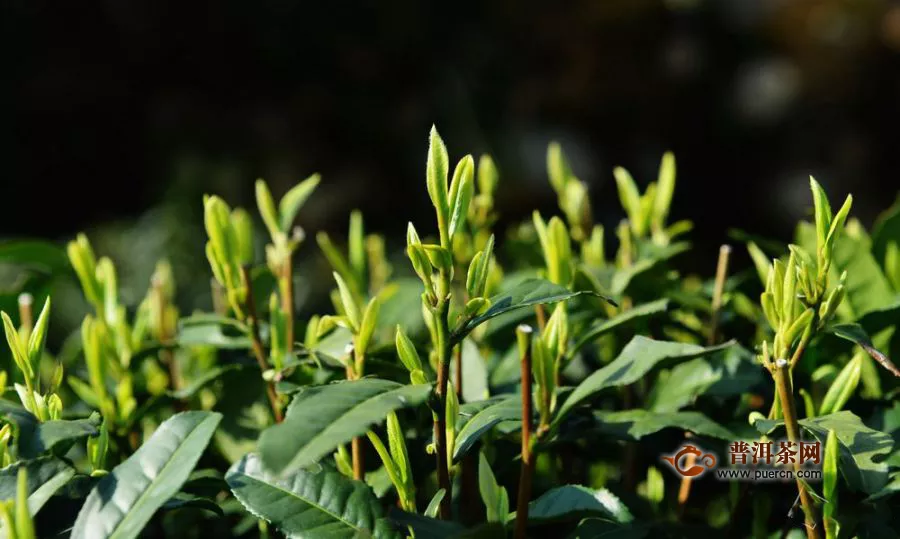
0;126;899;539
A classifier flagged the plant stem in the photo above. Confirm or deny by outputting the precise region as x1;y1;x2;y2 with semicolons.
679;245;731;510
210;278;227;316
241;266;283;424
433;297;452;520
535;304;547;331
773;364;820;539
515;339;534;539
282;253;294;355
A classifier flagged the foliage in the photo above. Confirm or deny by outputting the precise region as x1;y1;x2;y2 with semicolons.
0;127;898;538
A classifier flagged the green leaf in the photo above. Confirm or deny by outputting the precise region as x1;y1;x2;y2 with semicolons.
72;411;222;539
425;489;446;518
819;353;862;416
258;380;433;476
608;242;690;296
255;179;281;239
591;410;735;441
827;323;900;377
613;167;642;229
756;411;893;494
453;396;520;462
169;364;245;400
478;452;508;523
279;173;321;232
388;509;464;539
427;126;451;242
176;315;251;349
823;429;839;538
0;456;75;515
449;339;489;403
0;240;69;274
872;196;900;264
569;518;649;539
647;346;763;412
0;401;101;459
227;453;399;539
653;152;676;227
448;155;475;240
453;278;613;343
509;485;633;524
568;299;670;359
160;495;224;517
555;337;734;426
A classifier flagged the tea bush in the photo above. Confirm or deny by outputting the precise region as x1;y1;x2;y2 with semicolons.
1;126;900;538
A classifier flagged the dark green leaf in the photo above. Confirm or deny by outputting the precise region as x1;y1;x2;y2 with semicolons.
453;279;614;343
568;299;670;359
0;240;69;274
453;397;520;462
608;243;690;296
258;380;432;476
161;495;224;517
568;518;649;539
555;337;734;426
72;411;222;539
872;196;900;265
169;364;246;400
227;453;399;539
827;323;900;377
756;411;893;494
388;509;464;539
508;485;633;524
0;401;101;459
0;456;75;514
592;410;736;441
176;315;251;349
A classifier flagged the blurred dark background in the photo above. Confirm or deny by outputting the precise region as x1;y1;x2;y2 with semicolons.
5;0;900;314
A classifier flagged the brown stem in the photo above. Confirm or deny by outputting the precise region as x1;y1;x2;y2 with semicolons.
534;304;547;331
241;266;283;424
282;254;294;354
454;344;463;400
774;365;821;539
515;339;534;539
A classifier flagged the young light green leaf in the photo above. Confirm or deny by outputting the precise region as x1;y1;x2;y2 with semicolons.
366;430;402;497
613;167;642;233
333;272;361;332
809;177;832;256
747;242;773;287
546;142;571;195
255;179;281;239
448;155;475;240
356;296;380;357
394;326;423;373
824;194;853;259
385;412;410;489
547;217;573;286
555;338;734;427
227;453;399;539
653;152;676;228
2;312;32;380
279;173;321;232
348;210;366;286
426;126;451;244
26;297;50;366
819;353;862;416
72;411;222;539
258;379;433;476
478;452;509;523
424;489;446;518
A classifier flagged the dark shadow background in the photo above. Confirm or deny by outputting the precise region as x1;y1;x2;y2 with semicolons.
5;0;900;310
